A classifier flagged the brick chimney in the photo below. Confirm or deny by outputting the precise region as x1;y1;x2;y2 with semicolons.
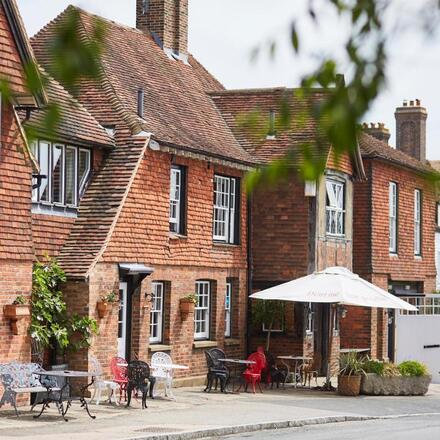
362;122;391;144
395;99;427;162
136;0;188;57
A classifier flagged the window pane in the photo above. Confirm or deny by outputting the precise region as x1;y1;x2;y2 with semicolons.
78;149;91;196
52;145;63;204
31;142;38;202
194;281;210;339
65;147;77;206
39;142;50;202
169;168;182;233
150;282;164;343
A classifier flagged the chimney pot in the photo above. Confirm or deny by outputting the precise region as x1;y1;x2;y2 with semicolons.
409;100;414;106
362;121;391;145
403;100;408;106
416;99;421;106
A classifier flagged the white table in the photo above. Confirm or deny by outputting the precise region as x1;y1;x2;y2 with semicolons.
277;356;313;388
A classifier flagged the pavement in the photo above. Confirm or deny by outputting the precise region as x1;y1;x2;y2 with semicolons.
1;383;440;440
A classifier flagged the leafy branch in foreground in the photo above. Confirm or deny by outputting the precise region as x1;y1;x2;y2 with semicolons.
245;0;440;189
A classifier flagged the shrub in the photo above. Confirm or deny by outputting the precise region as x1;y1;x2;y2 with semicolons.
398;361;428;377
363;359;384;375
382;362;401;377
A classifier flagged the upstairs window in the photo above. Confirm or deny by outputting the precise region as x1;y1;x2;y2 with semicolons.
414;189;422;256
169;165;186;234
326;179;345;236
31;140;91;208
213;175;240;244
389;182;398;253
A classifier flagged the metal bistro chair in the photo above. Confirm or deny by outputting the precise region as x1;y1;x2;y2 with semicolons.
89;356;118;405
204;348;229;393
126;361;152;409
151;352;174;399
110;356;128;403
241;352;266;394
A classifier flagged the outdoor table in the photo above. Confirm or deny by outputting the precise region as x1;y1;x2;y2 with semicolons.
32;370;99;421
218;358;255;393
277;356;313;388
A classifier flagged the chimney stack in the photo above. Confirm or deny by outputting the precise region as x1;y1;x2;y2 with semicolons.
362;122;391;145
136;0;188;58
395;99;427;162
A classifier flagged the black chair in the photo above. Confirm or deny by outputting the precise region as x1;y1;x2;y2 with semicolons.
126;361;151;409
204;348;229;393
263;352;287;389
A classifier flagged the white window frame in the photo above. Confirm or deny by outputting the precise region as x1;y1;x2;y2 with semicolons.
213;175;238;244
389;182;398;253
32;140;91;208
194;281;210;340
305;303;315;334
150;282;164;344
169;166;182;233
414;189;422;256
325;179;345;237
225;282;232;337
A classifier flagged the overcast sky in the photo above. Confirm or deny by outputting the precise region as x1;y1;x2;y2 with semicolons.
17;0;439;159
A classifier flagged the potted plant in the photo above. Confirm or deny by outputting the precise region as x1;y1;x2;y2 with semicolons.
97;291;118;318
3;296;31;335
338;352;365;396
180;294;197;316
251;299;284;351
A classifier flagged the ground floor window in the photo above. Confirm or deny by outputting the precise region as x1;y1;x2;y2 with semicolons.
150;282;164;344
225;281;232;337
194;281;210;340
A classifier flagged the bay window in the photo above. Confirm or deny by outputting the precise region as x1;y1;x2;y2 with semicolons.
32;140;91;208
213;175;239;244
326;179;345;236
194;281;210;340
389;182;398;253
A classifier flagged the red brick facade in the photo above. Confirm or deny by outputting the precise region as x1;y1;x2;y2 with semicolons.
349;157;437;359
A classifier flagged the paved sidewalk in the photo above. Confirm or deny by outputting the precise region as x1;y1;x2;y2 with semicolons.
1;384;440;440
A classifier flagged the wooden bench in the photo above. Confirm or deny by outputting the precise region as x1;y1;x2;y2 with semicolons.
0;361;59;416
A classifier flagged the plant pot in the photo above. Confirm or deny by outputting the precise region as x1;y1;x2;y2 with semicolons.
180;299;195;316
97;301;108;319
361;373;431;396
3;304;31;335
338;374;362;396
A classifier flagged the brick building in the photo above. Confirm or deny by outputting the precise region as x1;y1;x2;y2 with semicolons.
212;88;366;375
348;101;439;360
29;0;255;383
0;0;45;364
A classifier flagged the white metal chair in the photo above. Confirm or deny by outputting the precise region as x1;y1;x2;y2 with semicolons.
151;352;174;399
89;356;118;405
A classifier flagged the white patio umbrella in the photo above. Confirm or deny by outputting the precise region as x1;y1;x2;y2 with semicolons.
250;266;417;311
250;266;417;389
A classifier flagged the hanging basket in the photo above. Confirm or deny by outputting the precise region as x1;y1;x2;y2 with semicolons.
179;298;195;316
96;301;109;319
338;375;362;396
3;305;31;335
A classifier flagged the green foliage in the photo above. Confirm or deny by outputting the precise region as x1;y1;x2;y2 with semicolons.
245;0;440;190
31;256;98;353
252;299;284;351
382;362;401;377
398;361;429;377
339;352;365;377
13;295;27;305
362;358;384;375
182;294;197;304
100;291;118;303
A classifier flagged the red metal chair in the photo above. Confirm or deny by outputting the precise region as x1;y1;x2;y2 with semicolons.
242;352;266;393
110;356;128;402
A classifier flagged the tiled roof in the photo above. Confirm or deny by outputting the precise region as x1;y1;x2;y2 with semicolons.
359;132;436;174
23;72;114;149
56;132;148;278
429;160;440;172
211;88;332;165
31;6;255;167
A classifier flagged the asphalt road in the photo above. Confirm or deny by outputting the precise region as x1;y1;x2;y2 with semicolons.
218;415;440;440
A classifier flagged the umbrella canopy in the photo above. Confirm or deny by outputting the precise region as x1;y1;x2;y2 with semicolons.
250;266;417;312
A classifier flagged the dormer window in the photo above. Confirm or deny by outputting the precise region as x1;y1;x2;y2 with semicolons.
31;140;91;209
266;110;276;140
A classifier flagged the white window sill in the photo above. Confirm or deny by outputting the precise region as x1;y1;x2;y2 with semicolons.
32;203;78;218
193;340;217;349
389;253;399;258
224;338;241;346
149;344;171;352
169;232;187;240
415;255;423;261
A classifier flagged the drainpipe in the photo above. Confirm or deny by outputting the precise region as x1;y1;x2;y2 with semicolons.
246;194;253;356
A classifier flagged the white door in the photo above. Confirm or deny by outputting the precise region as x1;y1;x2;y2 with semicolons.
395;295;440;383
118;282;128;359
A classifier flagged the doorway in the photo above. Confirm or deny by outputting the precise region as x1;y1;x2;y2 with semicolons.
118;282;128;359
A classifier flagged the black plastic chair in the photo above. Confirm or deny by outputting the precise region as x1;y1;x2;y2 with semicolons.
126;361;151;409
204;348;229;393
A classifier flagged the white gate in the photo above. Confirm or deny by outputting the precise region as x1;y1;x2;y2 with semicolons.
395;295;440;383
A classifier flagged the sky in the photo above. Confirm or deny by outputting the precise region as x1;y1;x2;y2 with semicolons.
17;0;440;159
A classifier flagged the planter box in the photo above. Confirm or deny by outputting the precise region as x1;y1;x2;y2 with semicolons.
3;304;31;335
338;375;362;396
97;301;109;319
361;373;431;396
180;299;195;316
